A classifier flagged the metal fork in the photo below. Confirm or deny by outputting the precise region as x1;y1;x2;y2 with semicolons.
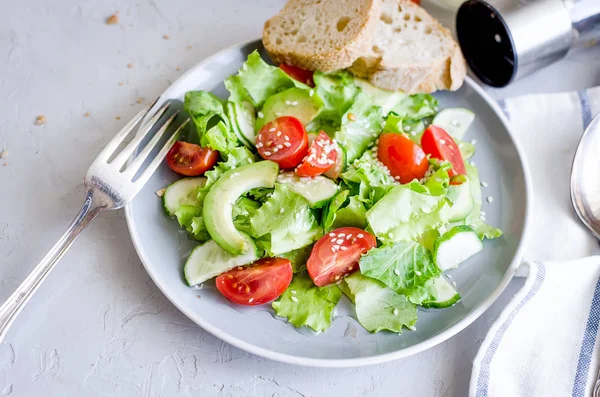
0;99;188;342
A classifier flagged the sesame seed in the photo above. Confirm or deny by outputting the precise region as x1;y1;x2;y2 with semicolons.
480;216;486;221
337;233;345;237
284;142;292;147
388;232;394;238
480;211;486;216
291;101;298;106
249;298;254;303
257;111;264;119
469;160;476;166
415;270;422;276
340;246;348;251
470;139;477;145
335;239;344;244
290;290;296;294
276;131;282;137
264;151;271;156
346;234;353;239
451;281;457;288
331;247;336;253
309;89;314;96
284;135;290;141
329;233;335;237
394;176;400;180
333;245;340;250
439;139;446;145
486;196;493;203
331;238;337;243
256;143;263;148
404;126;410;131
347;113;356;121
277;144;284;149
451;120;460;127
393;308;399;315
357;234;364;238
269;128;276;133
291;296;298;302
481;181;488;187
279;208;284;214
285;100;292;105
273;147;279;153
394;269;400;276
446;274;453;279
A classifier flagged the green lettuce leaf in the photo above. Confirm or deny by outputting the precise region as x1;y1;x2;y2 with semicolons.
391;94;439;120
280;245;314;273
322;190;350;232
365;183;446;240
383;112;426;143
272;274;342;332
313;70;360;126
250;184;322;255
359;241;441;304
184;90;228;135
341;150;396;209
406;160;451;197
331;196;367;229
200;120;239;153
335;93;384;162
464;163;503;239
344;273;418;333
174;204;210;242
232;197;261;235
224;50;307;108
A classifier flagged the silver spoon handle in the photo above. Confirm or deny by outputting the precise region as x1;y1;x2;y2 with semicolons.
0;189;107;342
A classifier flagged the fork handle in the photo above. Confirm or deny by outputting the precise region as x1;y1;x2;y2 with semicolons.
0;189;108;342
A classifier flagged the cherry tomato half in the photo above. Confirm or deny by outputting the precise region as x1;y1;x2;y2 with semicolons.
216;258;293;306
166;141;219;176
307;227;377;287
295;131;337;177
256;116;309;169
420;125;466;177
377;133;429;184
280;64;314;87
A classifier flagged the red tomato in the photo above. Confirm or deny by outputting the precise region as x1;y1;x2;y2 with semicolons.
409;0;421;4
377;133;429;184
307;227;377;287
280;64;314;87
216;258;293;306
295;131;338;177
166;141;219;176
420;125;466;177
256;116;309;169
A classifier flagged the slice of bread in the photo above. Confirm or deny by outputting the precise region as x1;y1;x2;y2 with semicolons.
348;0;466;94
263;0;381;72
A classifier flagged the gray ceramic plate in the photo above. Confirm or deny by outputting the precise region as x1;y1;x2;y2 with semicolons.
125;40;531;367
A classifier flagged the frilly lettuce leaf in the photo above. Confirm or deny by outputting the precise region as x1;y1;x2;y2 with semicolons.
335;93;383;162
272;274;342;332
344;273;418;333
341;149;396;209
313;70;360;126
464;163;503;239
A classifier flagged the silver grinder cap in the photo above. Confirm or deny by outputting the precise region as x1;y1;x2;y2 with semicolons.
456;0;600;87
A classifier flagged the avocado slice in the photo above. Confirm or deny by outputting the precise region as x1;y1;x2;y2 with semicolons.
203;161;279;255
256;87;323;131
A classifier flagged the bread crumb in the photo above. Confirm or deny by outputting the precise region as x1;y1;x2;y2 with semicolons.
115;116;121;120
0;149;7;158
347;113;356;121
84;112;90;117
127;63;134;69
136;98;143;104
106;13;119;25
118;82;124;86
163;34;170;40
155;188;166;197
186;45;192;50
176;66;180;71
2;162;7;167
34;115;46;125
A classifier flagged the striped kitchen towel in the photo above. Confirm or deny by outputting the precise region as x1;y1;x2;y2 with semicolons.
470;87;600;396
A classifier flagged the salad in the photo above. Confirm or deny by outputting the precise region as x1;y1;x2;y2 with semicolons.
159;51;501;334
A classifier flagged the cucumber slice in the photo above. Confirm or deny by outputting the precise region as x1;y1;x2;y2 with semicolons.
323;143;346;180
445;179;474;222
162;177;207;216
184;239;258;286
277;172;339;208
203;161;279;255
421;277;461;309
458;141;475;160
433;108;475;140
227;101;255;149
433;225;483;271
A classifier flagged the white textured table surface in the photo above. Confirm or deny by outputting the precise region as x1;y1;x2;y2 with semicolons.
1;1;600;396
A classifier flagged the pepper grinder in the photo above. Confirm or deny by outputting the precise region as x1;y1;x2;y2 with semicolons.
456;0;600;87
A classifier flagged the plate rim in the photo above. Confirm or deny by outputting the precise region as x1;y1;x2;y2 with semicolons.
124;38;533;368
